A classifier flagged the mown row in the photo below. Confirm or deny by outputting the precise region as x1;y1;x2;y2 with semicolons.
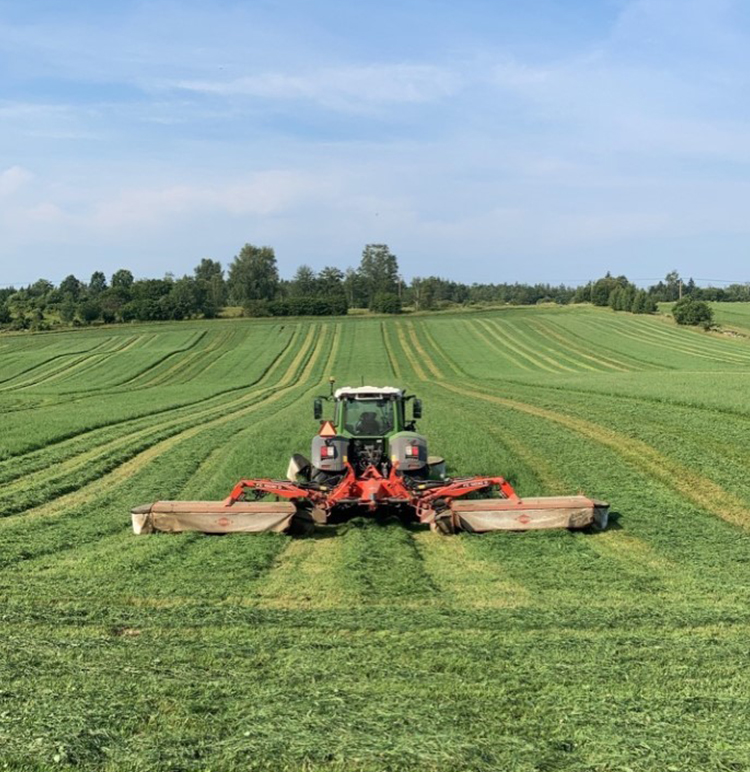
2;305;750;772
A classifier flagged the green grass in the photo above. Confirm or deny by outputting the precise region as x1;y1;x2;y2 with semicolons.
2;305;750;771
661;300;750;335
704;301;750;334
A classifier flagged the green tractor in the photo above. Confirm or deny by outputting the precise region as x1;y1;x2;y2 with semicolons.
287;384;445;485
132;381;609;535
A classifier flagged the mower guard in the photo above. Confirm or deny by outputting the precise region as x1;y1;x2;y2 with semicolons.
131;500;297;534
447;495;609;532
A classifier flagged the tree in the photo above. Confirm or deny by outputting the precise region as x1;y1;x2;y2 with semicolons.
591;274;617;306
164;276;200;320
411;277;428;311
111;269;134;292
608;287;624;311
344;268;367;308
621;284;636;311
289;265;318;297
59;300;77;323
631;290;647;314
591;273;636;309
59;274;83;300
572;283;592;304
357;244;399;309
194;258;223;283
89;271;107;295
672;297;713;328
193;258;226;313
27;279;53;298
227;244;279;305
127;278;173;321
77;299;101;324
317;266;345;296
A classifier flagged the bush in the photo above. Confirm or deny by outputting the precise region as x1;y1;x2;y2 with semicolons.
10;313;30;330
371;292;402;314
672;298;713;328
77;300;101;324
251;296;349;317
242;299;272;317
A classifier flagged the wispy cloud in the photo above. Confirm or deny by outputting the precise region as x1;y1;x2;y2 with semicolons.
88;170;328;228
0;169;333;242
174;63;461;111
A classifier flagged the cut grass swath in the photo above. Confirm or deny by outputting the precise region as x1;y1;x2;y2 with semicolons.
2;304;750;772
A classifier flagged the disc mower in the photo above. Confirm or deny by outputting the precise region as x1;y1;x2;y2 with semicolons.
132;383;609;535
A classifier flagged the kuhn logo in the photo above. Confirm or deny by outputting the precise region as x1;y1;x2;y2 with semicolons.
217;517;231;527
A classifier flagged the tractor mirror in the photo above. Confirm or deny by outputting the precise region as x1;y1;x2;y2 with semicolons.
413;399;422;419
313;399;323;420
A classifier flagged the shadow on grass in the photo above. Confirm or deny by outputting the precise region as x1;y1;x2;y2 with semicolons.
292;510;622;539
302;514;431;540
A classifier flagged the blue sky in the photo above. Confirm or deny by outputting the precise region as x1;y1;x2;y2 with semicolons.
1;0;749;286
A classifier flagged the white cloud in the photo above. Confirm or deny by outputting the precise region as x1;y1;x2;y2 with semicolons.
87;170;328;229
174;63;460;110
0;166;33;197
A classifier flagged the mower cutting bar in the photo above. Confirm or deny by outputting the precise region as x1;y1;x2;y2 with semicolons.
447;495;609;532
131;500;297;534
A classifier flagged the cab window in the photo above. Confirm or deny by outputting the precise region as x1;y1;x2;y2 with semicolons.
343;399;394;436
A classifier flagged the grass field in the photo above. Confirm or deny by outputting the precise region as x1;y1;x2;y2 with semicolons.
706;301;750;334
2;305;750;771
661;300;750;335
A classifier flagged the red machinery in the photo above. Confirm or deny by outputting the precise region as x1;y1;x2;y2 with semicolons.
132;385;608;535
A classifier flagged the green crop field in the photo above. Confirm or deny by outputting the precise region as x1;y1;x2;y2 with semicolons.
661;300;750;335
3;305;750;772
705;302;750;334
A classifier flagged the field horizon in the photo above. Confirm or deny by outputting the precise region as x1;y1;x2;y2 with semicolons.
2;303;750;771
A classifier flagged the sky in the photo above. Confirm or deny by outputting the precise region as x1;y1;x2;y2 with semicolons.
1;0;750;287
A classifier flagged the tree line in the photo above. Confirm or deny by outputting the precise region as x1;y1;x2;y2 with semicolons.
574;270;721;326
0;243;735;331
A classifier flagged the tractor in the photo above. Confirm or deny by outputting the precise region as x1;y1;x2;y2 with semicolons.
132;382;608;535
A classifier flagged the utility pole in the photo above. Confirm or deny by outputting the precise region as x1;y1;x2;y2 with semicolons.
679;279;683;300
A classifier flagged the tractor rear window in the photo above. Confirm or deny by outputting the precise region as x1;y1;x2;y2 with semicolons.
343;399;394;436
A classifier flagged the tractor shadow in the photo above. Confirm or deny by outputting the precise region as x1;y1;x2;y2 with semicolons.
294;511;622;539
300;514;431;539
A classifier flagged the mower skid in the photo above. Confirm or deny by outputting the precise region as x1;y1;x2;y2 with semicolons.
131;500;297;534
448;496;609;533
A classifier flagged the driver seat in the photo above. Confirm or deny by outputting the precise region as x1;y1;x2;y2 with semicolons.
356;411;381;435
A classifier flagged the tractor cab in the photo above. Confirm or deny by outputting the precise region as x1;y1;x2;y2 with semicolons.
305;384;432;481
333;386;418;438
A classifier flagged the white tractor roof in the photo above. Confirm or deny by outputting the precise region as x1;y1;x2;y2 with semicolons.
334;386;403;400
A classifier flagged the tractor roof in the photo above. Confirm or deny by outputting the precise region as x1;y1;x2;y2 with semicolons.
334;386;403;400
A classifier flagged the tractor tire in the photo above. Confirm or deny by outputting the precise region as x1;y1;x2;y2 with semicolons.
289;508;316;536
432;510;456;535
